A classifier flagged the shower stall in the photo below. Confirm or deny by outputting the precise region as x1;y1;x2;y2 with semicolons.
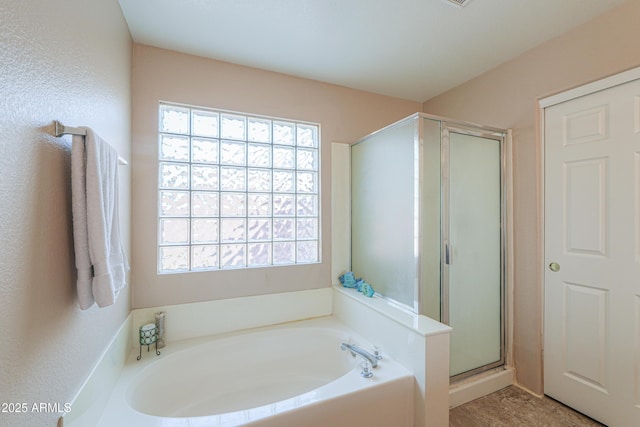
350;113;508;381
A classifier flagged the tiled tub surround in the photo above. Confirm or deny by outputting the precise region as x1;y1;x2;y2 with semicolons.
99;317;414;427
65;287;451;427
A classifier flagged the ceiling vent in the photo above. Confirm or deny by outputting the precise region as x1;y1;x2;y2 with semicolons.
444;0;473;7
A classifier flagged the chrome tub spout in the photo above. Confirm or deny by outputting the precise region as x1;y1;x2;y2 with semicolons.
340;343;378;368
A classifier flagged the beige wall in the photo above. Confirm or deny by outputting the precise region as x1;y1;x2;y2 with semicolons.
0;1;132;426
423;0;640;394
131;44;420;308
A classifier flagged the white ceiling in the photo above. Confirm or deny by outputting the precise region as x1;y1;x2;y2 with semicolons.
118;0;627;102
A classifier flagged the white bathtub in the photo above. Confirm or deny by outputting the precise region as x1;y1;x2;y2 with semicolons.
98;317;414;427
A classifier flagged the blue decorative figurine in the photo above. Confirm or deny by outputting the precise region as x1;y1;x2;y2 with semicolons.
339;271;357;288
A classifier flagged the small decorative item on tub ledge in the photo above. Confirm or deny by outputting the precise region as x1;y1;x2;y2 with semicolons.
155;311;166;349
338;271;375;297
137;323;161;360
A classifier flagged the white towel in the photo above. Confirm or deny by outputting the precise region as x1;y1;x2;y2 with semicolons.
71;134;93;309
71;128;129;309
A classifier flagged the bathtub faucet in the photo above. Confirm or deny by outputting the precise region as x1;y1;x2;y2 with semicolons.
340;343;378;368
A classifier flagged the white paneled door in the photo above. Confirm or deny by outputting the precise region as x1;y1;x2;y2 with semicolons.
544;76;640;426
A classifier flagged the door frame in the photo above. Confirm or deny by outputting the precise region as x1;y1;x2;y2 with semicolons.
441;123;512;381
538;65;640;393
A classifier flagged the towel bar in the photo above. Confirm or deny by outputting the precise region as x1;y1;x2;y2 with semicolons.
53;120;128;166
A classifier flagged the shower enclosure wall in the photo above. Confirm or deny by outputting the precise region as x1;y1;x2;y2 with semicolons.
351;113;508;380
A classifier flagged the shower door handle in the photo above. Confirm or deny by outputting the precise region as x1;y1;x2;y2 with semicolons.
445;243;452;265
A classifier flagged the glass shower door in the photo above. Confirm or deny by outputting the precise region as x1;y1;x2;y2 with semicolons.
444;130;503;378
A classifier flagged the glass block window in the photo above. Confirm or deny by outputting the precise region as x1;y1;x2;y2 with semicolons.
158;103;320;273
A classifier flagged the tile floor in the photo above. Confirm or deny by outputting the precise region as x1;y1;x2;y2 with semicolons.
449;386;605;426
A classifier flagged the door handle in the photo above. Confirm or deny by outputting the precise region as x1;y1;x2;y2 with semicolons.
549;262;560;272
445;243;451;265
